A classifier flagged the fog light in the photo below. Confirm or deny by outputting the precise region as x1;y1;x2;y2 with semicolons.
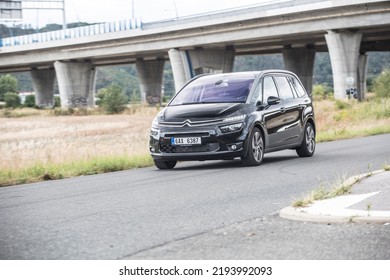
228;142;243;151
150;129;159;136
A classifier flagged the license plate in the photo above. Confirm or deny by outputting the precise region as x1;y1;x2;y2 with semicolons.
171;137;201;146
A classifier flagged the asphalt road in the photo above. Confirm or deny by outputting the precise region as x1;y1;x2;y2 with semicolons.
1;134;390;260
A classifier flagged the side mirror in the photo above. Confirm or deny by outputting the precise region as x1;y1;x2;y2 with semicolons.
267;96;281;105
255;100;265;111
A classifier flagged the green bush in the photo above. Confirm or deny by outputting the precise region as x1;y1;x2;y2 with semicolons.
0;74;18;101
374;68;390;98
335;99;351;110
24;94;36;108
312;84;332;100
54;96;61;108
97;85;128;114
4;92;21;108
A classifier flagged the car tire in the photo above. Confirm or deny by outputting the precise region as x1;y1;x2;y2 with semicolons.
242;127;264;166
296;122;315;157
154;159;177;170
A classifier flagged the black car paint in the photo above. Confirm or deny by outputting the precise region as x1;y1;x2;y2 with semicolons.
150;70;315;165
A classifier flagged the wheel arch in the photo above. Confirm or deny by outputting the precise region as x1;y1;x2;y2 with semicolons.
305;117;316;135
252;121;267;148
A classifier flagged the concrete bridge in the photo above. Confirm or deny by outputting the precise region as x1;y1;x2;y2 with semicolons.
0;0;389;107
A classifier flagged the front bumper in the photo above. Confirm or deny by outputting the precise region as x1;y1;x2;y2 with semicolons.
149;125;248;161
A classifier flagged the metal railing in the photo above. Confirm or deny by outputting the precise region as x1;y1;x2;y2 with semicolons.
0;18;142;47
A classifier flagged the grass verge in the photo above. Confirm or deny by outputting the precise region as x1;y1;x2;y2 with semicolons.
292;165;390;208
316;124;390;142
0;155;153;187
314;98;390;142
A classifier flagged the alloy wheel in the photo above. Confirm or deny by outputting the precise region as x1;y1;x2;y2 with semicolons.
306;125;315;154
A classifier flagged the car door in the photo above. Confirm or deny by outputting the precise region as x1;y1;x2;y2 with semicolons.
272;75;303;146
259;75;286;149
288;75;313;142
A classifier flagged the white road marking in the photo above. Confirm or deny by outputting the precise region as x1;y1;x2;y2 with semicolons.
296;191;390;217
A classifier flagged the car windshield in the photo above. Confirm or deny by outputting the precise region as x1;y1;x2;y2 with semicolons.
169;73;256;106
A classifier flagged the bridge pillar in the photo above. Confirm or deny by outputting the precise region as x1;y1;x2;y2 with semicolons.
54;61;96;108
168;47;235;92
135;58;165;105
282;45;316;95
357;53;368;101
325;30;362;99
30;68;56;108
168;49;192;93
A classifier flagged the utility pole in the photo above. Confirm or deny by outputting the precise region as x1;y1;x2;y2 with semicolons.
62;0;66;30
132;0;134;19
172;0;178;19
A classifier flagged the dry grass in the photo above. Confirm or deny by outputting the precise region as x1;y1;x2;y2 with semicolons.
314;98;390;142
0;106;158;171
0;98;389;186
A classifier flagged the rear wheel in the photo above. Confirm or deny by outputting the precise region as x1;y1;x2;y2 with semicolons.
242;127;264;166
296;122;315;157
154;159;177;170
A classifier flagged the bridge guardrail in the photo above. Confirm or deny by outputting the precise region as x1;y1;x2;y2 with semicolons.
0;18;142;48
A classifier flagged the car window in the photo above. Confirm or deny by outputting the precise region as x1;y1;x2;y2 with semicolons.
262;76;278;104
250;82;261;104
290;76;307;97
274;76;294;100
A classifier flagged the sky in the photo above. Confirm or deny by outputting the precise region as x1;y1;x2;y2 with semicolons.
16;0;280;28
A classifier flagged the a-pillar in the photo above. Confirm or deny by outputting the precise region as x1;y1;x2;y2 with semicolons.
282;45;316;95
168;47;235;93
135;58;165;105
54;60;96;108
30;68;56;108
325;30;362;99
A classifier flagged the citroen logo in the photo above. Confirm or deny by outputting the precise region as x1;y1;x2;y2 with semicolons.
183;119;192;127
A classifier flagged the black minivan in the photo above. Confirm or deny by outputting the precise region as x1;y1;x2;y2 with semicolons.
150;70;315;169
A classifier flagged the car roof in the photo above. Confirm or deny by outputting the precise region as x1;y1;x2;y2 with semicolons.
195;70;297;79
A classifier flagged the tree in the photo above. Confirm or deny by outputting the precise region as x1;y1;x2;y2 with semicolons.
96;65;140;99
0;74;18;101
374;68;390;98
97;85;128;114
4;92;21;108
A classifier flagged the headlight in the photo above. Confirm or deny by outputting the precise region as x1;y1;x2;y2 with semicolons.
151;117;160;137
223;115;245;122
219;123;243;133
152;116;159;128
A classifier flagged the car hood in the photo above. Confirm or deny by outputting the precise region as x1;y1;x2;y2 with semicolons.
161;103;245;121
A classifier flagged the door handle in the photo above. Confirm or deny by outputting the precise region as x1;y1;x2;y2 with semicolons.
280;107;286;113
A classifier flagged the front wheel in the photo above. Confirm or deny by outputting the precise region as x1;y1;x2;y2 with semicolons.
296;122;315;157
242;127;264;166
154;159;177;170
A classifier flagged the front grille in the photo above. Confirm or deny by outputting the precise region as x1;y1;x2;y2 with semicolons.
164;132;209;138
159;119;223;127
160;143;219;153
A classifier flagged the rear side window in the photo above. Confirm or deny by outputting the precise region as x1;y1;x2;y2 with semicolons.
274;76;294;100
289;76;307;97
